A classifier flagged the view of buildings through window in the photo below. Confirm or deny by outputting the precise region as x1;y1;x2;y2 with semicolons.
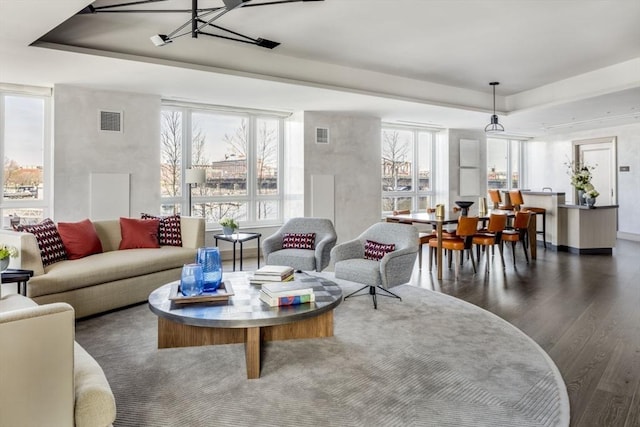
381;127;435;214
160;106;282;227
1;93;49;227
487;138;522;189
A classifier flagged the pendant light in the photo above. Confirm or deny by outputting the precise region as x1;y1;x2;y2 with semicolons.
485;81;505;134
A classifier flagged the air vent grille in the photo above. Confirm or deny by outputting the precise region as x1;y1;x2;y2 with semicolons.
99;110;123;132
316;127;329;144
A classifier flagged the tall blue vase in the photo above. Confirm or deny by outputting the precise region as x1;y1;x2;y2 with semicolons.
197;247;223;292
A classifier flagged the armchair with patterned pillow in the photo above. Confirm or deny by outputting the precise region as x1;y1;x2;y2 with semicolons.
330;222;418;309
262;217;337;272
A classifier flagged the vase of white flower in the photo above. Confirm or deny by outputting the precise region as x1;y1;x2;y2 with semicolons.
565;159;596;205
0;244;18;271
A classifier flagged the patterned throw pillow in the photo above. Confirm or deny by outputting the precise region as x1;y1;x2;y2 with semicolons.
282;233;316;250
141;213;182;246
364;240;395;261
17;218;68;267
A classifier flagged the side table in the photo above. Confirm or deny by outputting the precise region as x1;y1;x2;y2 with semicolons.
213;232;262;271
1;269;34;297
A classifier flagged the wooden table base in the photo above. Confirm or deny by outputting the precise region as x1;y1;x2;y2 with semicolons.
157;310;334;379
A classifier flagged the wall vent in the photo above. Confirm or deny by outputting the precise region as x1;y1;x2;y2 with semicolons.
315;127;329;144
99;110;123;132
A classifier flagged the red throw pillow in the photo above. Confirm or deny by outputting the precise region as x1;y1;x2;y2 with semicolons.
364;240;395;261
17;218;68;267
140;213;182;246
119;217;161;249
57;219;103;260
282;233;315;250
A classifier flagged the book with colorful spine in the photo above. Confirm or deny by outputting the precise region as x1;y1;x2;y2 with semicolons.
259;290;315;307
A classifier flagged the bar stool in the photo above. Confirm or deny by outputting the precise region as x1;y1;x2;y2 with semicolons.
488;189;511;210
509;190;547;249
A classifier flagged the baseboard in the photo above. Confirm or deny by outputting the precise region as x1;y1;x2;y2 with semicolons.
617;231;640;242
556;245;613;255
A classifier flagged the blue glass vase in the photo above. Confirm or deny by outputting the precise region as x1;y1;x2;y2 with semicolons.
181;263;204;296
197;247;223;292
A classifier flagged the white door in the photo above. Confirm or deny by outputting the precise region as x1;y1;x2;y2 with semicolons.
576;138;616;205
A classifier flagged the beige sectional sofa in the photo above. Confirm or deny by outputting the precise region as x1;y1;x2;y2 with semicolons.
0;216;205;318
0;293;116;427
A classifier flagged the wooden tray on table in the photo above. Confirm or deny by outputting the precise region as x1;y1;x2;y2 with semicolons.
168;281;234;304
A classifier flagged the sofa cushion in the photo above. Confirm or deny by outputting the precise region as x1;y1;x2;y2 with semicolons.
119;217;160;250
282;232;315;250
27;246;197;298
141;213;182;246
364;240;395;261
17;218;68;267
58;219;103;260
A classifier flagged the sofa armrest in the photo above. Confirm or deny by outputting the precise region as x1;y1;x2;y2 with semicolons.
0;229;45;276
180;216;205;249
0;298;75;426
74;342;117;427
330;239;364;264
262;231;285;259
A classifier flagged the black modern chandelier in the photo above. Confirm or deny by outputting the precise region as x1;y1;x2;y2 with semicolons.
484;81;505;134
79;0;323;49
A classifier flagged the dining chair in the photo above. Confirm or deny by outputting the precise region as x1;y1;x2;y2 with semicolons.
472;213;507;273
501;211;532;265
510;189;547;249
488;189;511;210
428;216;479;280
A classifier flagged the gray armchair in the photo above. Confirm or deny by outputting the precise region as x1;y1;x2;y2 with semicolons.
331;222;418;309
262;217;337;272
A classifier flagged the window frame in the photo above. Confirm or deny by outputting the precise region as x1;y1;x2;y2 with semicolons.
486;137;524;190
0;90;52;226
381;125;437;215
160;103;285;229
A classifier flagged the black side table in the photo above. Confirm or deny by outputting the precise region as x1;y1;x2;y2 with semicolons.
213;232;262;272
1;268;34;296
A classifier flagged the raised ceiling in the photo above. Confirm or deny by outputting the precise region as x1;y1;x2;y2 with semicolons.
2;0;640;136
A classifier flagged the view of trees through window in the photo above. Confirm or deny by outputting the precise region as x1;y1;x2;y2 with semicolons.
160;107;281;226
381;127;434;214
1;94;48;227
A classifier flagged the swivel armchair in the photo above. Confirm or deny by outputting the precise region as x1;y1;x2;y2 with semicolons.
262;217;337;272
331;222;418;309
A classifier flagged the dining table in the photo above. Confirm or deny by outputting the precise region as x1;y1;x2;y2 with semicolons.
386;208;537;280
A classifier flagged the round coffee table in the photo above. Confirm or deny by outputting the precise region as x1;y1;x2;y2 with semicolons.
148;271;342;379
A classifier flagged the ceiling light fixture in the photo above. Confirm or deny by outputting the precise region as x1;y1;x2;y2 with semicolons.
79;0;323;50
485;81;505;134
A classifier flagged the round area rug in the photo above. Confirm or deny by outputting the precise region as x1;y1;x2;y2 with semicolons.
75;274;569;427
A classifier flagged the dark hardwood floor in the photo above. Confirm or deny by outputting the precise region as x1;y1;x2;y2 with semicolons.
411;239;640;427
233;239;640;426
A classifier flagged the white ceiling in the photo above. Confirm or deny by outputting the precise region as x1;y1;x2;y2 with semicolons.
2;0;640;136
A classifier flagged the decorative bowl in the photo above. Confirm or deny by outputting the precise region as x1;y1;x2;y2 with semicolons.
454;200;474;216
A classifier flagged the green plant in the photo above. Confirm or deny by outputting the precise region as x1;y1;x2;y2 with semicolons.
219;217;239;230
0;244;18;260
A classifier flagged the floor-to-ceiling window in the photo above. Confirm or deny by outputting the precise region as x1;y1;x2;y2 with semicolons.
487;138;523;189
0;90;51;227
381;126;436;214
160;103;284;228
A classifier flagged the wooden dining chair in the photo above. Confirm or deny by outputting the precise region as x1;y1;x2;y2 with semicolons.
510;189;547;249
428;216;479;280
472;213;507;273
501;211;532;265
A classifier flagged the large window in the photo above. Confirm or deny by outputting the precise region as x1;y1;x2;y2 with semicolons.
487;138;522;189
1;92;51;227
160;105;283;228
381;126;435;214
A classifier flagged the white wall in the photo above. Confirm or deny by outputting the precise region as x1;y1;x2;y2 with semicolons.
303;112;381;242
446;129;487;208
525;122;640;238
53;85;161;221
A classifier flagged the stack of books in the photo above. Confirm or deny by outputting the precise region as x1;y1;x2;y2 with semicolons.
249;265;295;284
259;281;315;307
